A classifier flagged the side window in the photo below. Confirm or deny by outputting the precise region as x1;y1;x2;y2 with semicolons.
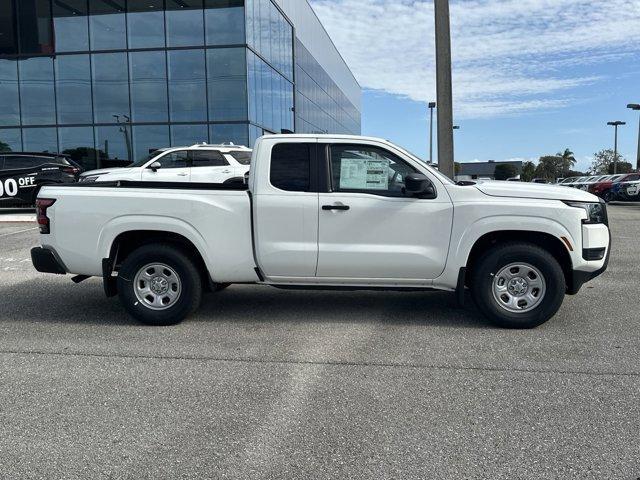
156;150;189;169
191;150;228;167
0;156;4;170
330;145;419;197
627;174;640;181
3;156;41;169
270;143;311;192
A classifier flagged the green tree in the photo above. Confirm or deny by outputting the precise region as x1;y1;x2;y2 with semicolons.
521;161;536;182
454;162;461;175
494;163;517;180
590;149;626;174
535;155;564;181
557;148;576;177
0;140;11;153
608;161;633;174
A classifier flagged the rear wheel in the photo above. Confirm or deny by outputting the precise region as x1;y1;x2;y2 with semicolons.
117;244;202;326
470;242;566;329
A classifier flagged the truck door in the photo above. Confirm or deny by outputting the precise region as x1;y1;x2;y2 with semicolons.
316;143;453;281
253;141;319;278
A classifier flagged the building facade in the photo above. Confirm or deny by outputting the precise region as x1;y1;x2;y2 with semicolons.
0;0;361;169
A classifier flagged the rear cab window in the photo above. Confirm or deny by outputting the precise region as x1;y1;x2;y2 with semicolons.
270;143;313;192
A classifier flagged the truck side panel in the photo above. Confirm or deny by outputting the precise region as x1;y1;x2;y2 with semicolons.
40;186;257;283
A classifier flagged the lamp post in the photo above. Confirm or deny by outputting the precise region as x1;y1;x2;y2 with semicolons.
434;0;455;178
627;104;640;171
607;121;626;174
428;102;436;164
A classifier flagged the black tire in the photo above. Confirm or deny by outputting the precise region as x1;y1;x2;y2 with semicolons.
602;190;614;203
117;243;202;326
470;242;566;329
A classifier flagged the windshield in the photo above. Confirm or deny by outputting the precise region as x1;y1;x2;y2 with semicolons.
229;151;252;165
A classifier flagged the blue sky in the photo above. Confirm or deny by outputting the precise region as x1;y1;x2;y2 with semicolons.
311;0;640;172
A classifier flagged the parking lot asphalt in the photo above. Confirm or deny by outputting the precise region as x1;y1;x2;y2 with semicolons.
0;205;639;479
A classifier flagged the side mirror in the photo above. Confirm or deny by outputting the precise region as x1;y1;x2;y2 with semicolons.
149;161;161;172
404;173;435;197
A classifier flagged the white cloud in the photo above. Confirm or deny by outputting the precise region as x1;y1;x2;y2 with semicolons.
310;0;640;118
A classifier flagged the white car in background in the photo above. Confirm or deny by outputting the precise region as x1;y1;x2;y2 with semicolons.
80;144;252;184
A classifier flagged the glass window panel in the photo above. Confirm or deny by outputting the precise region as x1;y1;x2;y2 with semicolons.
53;0;89;52
92;52;130;123
55;54;93;124
89;0;126;50
23;127;58;153
170;124;208;146
19;57;56;126
259;0;270;62
0;60;20;127
209;123;248;146
18;0;54;54
127;0;165;49
133;124;169;162
247;51;256;123
95;125;131;163
167;49;207;122
129;50;168;122
166;0;204;48
0;129;22;152
191;150;227;166
245;0;253;47
0;1;18;55
205;0;244;45
252;0;259;52
207;48;247;121
248;124;261;147
58;126;98;170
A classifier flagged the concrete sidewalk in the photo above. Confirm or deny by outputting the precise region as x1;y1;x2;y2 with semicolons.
0;214;35;223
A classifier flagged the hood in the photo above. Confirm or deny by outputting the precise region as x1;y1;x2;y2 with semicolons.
474;180;600;202
81;167;134;177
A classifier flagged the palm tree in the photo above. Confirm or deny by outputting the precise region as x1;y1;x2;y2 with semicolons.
557;148;576;177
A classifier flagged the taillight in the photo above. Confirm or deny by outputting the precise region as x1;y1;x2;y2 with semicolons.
36;198;56;234
62;166;79;175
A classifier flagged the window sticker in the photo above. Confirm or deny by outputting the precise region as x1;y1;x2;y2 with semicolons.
339;158;390;190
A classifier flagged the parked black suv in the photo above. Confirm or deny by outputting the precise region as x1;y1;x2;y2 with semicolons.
0;153;83;206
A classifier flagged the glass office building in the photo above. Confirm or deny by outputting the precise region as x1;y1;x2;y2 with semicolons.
0;0;361;169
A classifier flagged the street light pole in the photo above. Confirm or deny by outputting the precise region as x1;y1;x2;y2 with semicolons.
428;102;436;164
627;104;640;171
607;121;626;174
434;0;455;178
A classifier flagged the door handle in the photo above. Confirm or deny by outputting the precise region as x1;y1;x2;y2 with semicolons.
177;173;188;177
222;170;232;174
322;204;350;211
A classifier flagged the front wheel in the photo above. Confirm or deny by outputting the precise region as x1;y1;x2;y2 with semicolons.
117;244;202;326
470;242;566;329
602;190;614;203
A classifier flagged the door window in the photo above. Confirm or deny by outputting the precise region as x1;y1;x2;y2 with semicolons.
191;150;228;167
156;150;189;169
270;143;311;192
330;145;420;197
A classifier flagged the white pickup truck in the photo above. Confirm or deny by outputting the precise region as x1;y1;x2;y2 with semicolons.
31;134;611;329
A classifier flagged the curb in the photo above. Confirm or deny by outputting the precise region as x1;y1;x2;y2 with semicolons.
0;215;35;223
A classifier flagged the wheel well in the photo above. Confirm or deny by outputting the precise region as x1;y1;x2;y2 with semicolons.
109;230;212;290
465;231;572;287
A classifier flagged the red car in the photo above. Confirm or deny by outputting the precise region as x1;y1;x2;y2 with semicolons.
589;174;629;202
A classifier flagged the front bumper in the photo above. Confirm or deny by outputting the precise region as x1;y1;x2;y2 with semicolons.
31;247;66;275
567;230;611;295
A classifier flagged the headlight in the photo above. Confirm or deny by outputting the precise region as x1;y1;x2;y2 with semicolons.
79;175;99;183
564;201;608;225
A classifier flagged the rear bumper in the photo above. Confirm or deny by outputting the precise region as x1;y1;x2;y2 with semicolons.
31;247;66;274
